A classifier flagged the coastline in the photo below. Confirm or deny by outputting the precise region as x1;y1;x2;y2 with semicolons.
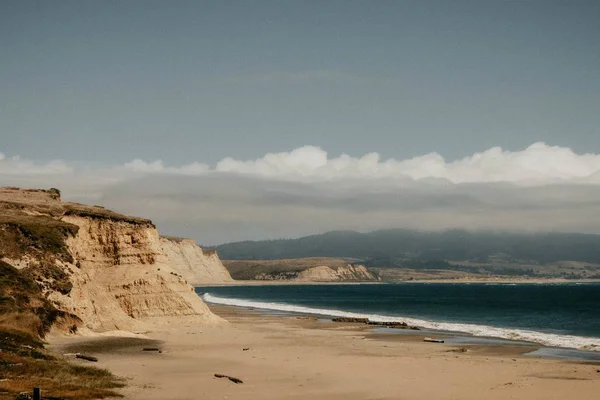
197;278;600;286
200;290;600;352
49;304;600;400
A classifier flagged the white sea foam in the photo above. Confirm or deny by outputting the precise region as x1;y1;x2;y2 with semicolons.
203;293;600;351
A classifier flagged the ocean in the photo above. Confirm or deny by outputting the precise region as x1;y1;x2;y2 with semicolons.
197;283;600;351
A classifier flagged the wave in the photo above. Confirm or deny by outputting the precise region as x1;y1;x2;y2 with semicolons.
203;293;600;351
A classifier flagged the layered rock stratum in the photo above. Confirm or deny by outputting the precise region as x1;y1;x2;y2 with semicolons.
160;236;233;285
295;264;378;282
253;264;378;282
0;187;223;334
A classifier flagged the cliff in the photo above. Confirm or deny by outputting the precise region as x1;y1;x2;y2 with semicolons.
0;187;222;334
160;236;233;285
224;257;379;282
296;265;378;282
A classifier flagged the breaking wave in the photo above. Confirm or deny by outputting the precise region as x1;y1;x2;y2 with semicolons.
203;293;600;351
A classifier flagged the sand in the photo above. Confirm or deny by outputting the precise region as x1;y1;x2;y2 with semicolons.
49;305;600;400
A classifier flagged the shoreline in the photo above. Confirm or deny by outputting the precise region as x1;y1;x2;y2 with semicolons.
49;304;600;399
195;278;600;286
198;286;600;353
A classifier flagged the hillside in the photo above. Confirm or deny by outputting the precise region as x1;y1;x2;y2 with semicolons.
223;257;379;282
213;229;600;280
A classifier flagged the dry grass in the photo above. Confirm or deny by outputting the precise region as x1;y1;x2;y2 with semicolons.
0;261;124;399
0;352;125;399
62;203;154;227
0;213;78;262
0;188;139;398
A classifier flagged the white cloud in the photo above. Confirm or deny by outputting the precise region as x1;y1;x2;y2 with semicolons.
123;159;209;175
3;142;600;184
211;142;600;184
0;153;73;175
3;143;600;243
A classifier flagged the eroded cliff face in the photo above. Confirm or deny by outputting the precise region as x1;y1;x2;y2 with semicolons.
0;187;222;334
296;265;378;282
252;264;379;282
56;215;222;331
160;237;233;285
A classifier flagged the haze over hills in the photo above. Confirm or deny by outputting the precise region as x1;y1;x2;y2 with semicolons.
211;229;600;280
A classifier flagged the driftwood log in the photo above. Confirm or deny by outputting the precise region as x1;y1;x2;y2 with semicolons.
75;353;98;362
214;373;244;384
142;347;161;352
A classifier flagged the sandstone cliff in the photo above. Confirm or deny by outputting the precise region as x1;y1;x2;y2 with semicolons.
224;257;379;282
233;259;380;282
295;264;378;282
160;236;233;285
0;187;222;334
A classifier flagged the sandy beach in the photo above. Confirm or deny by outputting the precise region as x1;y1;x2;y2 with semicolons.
48;304;600;400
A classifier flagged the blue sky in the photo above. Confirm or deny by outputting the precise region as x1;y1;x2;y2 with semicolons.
2;1;599;164
2;1;600;243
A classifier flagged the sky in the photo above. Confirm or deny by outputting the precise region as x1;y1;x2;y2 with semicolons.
1;1;600;244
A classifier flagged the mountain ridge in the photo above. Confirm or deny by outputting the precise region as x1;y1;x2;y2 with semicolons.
211;229;600;279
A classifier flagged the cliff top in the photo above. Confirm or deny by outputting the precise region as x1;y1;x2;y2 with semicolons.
161;235;191;243
0;187;154;227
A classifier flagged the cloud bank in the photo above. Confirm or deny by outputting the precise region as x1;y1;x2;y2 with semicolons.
0;152;73;175
2;143;600;244
4;142;600;184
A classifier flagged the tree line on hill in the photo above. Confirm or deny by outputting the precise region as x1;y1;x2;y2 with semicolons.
210;229;600;268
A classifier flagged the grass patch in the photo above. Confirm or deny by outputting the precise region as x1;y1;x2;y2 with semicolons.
0;352;125;399
0;262;124;399
0;214;78;262
0;261;77;338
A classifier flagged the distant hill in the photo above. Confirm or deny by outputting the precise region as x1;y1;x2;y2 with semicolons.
211;229;600;269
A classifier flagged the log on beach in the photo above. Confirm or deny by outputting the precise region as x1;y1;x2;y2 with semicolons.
142;347;162;352
423;337;445;343
75;353;98;362
214;373;244;384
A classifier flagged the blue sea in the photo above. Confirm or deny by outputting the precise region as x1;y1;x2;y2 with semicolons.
197;283;600;351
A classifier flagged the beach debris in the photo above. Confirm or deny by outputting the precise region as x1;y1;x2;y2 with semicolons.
332;317;369;323
331;317;420;330
367;321;408;328
448;347;468;353
214;374;244;384
75;353;98;362
424;337;445;343
142;347;162;353
242;348;250;351
14;392;59;400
